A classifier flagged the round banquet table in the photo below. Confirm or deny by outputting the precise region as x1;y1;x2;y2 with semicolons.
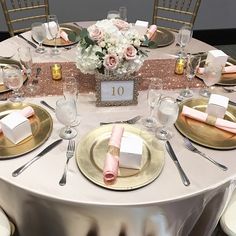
0;22;236;236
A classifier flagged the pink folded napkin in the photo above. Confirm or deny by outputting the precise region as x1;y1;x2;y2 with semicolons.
103;125;124;183
60;30;70;42
182;105;236;134
0;106;34;133
198;65;236;74
146;25;157;40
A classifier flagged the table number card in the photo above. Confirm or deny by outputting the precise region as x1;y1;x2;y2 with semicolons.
95;74;139;106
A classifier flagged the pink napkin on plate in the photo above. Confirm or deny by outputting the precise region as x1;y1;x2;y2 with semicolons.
198;65;236;74
146;25;157;40
0;106;34;133
103;125;124;183
182;105;236;134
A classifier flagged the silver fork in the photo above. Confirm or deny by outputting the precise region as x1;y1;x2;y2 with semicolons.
59;140;75;186
222;86;236;93
183;138;228;171
100;115;141;125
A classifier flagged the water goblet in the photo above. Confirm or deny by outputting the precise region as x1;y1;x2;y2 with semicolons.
156;96;179;140
17;47;37;93
47;15;60;55
31;22;46;54
119;6;127;21
176;25;192;57
107;10;120;19
180;54;201;97
55;98;77;140
142;77;163;128
3;65;24;102
63;77;80;126
199;63;222;97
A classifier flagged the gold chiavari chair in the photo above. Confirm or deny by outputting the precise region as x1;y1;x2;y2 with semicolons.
0;0;49;36
152;0;202;32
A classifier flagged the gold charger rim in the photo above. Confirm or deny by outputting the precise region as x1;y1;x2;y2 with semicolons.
175;98;236;150
196;55;236;86
76;124;165;191
0;59;26;94
0;102;53;159
40;23;81;47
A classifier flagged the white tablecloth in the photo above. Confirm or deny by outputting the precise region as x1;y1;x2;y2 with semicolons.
0;22;236;236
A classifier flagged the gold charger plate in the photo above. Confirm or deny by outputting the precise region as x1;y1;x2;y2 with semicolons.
142;28;175;48
0;102;53;159
41;24;81;47
196;55;236;86
76;124;165;190
175;98;236;150
0;59;26;94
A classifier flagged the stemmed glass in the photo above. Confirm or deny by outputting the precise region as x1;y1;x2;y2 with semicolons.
63;77;80;126
142;78;163;128
119;6;127;21
176;25;192;57
17;47;37;93
31;22;46;54
47;15;60;55
180;54;201;97
55;98;77;140
156;96;179;140
199;63;222;97
3;65;24;102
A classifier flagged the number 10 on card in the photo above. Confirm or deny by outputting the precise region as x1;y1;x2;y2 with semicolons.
95;76;139;107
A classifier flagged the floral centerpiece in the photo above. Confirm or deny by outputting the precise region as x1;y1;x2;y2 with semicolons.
76;19;146;76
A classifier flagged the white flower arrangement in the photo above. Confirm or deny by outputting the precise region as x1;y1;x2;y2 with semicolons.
76;19;147;75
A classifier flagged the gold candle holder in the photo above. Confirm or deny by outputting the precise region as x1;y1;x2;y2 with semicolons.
175;57;185;75
51;64;62;80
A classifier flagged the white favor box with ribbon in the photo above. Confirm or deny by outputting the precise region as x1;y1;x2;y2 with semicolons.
134;20;149;37
119;135;143;169
206;94;229;119
0;112;32;144
206;50;228;68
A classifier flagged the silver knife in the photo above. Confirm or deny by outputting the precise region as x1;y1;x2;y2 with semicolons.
12;139;63;177
165;141;190;186
18;34;37;48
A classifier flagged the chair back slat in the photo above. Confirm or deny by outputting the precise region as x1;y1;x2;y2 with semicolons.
152;0;201;31
0;0;49;36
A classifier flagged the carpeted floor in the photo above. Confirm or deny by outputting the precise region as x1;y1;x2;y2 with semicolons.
215;44;236;59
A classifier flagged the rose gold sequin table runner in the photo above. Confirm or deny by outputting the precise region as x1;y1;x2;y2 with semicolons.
0;59;204;99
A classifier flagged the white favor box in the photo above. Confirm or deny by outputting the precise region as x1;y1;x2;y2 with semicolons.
206;50;228;68
0;112;32;144
133;20;149;37
119;135;143;169
206;94;229;119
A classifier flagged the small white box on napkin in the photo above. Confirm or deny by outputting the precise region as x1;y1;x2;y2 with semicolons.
206;94;229;119
134;20;149;37
206;50;228;68
0;112;32;144
119;135;143;169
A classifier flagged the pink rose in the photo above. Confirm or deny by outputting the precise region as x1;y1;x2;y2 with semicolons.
103;54;119;70
124;45;137;60
88;25;104;42
112;19;130;31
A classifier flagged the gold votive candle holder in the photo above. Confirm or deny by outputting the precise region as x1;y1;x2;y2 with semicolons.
174;57;185;75
51;64;62;80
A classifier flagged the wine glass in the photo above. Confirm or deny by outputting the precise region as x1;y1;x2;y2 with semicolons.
119;6;127;21
199;63;222;97
63;77;80;126
142;78;163;128
17;47;37;93
31;22;46;54
47;15;60;55
177;25;192;57
3;65;24;102
156;96;179;140
55;98;77;140
180;54;201;97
